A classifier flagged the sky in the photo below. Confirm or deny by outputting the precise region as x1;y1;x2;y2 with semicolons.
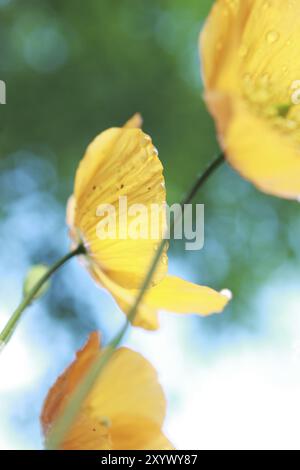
1;239;300;450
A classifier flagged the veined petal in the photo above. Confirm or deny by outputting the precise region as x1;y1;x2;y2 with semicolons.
201;0;300;93
88;348;167;437
41;332;100;435
200;0;249;91
41;333;172;450
94;269;230;330
91;267;159;330
90;348;172;450
73;126;168;289
57;413;111;450
124;113;143;129
143;275;231;315
41;333;110;450
200;0;300;199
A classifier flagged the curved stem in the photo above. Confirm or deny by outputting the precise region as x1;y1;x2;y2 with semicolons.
46;153;225;449
181;153;224;205
0;244;86;350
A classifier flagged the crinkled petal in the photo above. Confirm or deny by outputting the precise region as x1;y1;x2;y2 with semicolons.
41;333;110;450
124;113;143;129
200;0;300;199
41;334;172;450
72;127;167;289
94;269;230;330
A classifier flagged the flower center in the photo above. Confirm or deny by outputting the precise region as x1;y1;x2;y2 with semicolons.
242;74;300;144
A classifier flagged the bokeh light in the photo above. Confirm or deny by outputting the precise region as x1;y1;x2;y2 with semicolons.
1;0;300;450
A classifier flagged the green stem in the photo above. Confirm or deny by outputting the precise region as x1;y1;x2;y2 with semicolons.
46;153;225;449
0;244;86;350
181;153;224;205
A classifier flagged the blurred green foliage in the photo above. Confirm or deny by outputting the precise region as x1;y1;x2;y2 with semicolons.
1;0;214;193
1;0;299;337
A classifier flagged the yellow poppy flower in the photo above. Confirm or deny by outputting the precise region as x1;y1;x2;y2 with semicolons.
200;0;300;199
67;115;231;329
41;332;173;450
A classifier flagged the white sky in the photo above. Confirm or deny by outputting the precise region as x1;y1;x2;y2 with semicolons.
1;265;300;450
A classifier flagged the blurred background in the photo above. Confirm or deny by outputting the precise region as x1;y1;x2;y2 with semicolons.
1;0;300;450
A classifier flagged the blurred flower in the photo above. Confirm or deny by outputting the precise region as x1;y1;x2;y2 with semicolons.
200;0;300;199
67;116;230;329
41;332;173;450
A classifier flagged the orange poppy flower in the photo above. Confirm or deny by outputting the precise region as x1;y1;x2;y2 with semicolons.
41;332;173;450
200;0;300;199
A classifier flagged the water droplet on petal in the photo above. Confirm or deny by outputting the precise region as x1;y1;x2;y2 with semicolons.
292;89;300;105
266;30;280;44
220;289;233;300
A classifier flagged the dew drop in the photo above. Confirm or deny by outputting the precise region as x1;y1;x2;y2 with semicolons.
292;89;300;105
220;289;233;300
266;30;280;44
